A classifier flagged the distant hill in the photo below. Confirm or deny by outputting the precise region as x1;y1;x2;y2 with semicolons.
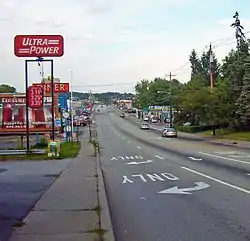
66;92;134;102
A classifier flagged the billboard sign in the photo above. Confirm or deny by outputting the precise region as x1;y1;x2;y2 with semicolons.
33;83;69;93
14;35;64;57
27;86;43;108
0;94;59;134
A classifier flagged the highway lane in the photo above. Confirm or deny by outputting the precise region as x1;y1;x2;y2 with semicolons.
108;109;250;190
96;106;250;241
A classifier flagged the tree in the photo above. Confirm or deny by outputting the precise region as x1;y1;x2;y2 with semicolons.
236;56;250;129
0;84;16;93
189;49;202;79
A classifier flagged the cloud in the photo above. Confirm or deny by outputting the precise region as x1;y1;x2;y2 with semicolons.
0;0;249;93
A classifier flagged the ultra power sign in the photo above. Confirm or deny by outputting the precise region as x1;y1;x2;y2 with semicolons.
14;35;64;57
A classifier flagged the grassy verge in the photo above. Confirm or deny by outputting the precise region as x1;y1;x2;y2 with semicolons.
0;141;81;161
201;129;250;141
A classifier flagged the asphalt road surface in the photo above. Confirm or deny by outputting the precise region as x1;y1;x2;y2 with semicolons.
96;106;250;241
0;159;70;241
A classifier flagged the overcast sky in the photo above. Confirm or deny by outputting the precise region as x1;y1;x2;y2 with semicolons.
0;0;250;93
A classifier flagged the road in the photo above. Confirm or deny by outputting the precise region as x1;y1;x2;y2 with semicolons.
96;106;250;241
0;159;70;241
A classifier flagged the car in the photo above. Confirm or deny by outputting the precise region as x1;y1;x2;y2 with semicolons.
140;123;150;130
120;113;125;118
143;116;149;122
162;127;177;138
151;117;158;123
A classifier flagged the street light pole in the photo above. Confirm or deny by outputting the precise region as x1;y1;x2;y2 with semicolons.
165;72;176;127
69;69;74;141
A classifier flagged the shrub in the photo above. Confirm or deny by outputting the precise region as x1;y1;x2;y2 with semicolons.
175;125;211;133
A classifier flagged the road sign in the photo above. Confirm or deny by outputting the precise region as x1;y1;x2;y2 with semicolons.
27;86;43;108
62;112;70;119
14;35;64;57
55;118;61;127
66;126;71;132
33;83;69;93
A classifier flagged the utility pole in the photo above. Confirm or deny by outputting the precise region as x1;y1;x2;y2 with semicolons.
209;43;216;135
165;72;176;128
209;43;214;94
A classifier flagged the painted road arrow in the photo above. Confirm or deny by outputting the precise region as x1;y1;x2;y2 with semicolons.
126;160;153;165
188;156;202;161
158;182;210;195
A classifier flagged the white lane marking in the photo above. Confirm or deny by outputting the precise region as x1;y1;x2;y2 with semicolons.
247;173;250;176
154;154;164;160
199;152;250;165
121;136;125;139
188;156;202;161
137;145;141;149
181;166;250;194
127;140;131;143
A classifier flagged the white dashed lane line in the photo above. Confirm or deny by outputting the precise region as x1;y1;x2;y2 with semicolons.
137;146;142;149
154;154;164;160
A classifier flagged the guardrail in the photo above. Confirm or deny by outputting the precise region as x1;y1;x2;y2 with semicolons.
0;149;46;155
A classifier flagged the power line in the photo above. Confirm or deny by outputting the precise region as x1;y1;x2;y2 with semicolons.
72;82;135;88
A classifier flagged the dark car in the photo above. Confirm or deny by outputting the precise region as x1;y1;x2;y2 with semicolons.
162;127;177;138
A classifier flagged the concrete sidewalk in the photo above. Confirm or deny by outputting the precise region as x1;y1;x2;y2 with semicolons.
9;136;114;241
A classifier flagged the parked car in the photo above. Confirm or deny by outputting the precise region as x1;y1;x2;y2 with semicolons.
143;116;149;122
162;127;177;138
140;123;150;130
151;117;158;123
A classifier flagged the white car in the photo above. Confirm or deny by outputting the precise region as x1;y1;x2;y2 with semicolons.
143;116;149;121
151;117;158;123
140;123;150;130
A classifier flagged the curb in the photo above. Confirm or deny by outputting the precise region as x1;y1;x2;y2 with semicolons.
96;148;116;241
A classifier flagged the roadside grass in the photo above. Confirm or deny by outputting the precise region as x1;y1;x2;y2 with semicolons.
201;129;250;141
0;141;81;161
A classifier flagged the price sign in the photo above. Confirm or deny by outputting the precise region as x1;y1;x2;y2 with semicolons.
27;86;44;108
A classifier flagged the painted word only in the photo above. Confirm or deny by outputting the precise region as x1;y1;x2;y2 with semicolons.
111;155;144;161
122;172;179;184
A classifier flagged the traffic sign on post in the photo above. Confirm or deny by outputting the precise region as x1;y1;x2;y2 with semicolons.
27;86;44;108
14;35;64;57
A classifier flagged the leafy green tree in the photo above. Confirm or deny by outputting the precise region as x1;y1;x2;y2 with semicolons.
236;56;250;129
0;84;16;93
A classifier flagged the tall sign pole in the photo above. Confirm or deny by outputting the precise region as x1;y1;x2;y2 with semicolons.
14;35;64;153
165;72;176;128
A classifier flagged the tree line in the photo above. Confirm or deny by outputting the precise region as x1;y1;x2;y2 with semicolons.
133;39;250;131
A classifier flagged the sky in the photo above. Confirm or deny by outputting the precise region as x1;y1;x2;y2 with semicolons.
0;0;250;93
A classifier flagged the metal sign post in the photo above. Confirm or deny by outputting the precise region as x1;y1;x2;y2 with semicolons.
14;34;64;154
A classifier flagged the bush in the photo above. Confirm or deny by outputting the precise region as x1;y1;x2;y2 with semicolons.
175;125;211;133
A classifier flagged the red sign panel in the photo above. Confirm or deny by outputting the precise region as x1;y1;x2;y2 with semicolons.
33;83;69;93
27;86;44;108
14;35;64;57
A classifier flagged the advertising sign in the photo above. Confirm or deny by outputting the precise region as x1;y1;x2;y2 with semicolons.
0;94;59;134
14;35;64;57
27;86;43;108
33;83;69;93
